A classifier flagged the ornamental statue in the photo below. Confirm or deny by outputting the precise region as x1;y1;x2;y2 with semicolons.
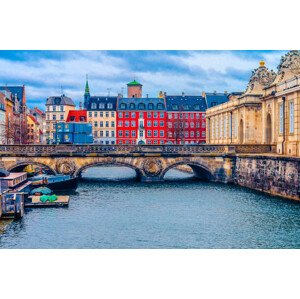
142;158;163;176
56;159;76;175
277;50;300;79
244;61;276;95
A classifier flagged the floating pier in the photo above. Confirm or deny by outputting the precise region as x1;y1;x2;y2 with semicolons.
25;195;70;208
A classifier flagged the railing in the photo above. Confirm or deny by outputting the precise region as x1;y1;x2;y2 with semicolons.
0;144;275;156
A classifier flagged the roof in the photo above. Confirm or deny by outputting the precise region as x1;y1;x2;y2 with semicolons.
87;96;117;110
117;97;166;111
28;115;40;125
127;80;142;86
165;95;207;112
66;109;87;122
46;95;75;106
204;92;229;108
32;107;45;116
0;86;24;101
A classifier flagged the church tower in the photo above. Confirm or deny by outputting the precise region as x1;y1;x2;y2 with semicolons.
84;74;90;109
127;80;142;98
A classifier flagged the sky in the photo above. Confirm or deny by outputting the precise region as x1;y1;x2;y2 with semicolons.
0;50;288;109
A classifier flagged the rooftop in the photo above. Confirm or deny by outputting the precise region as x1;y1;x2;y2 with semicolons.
46;95;75;106
127;80;142;86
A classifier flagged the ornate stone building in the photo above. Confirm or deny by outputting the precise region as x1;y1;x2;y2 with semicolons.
261;50;300;156
206;61;275;144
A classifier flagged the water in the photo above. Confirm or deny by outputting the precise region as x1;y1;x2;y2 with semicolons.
1;166;300;249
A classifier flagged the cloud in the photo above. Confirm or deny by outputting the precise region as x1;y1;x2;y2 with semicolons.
0;50;289;109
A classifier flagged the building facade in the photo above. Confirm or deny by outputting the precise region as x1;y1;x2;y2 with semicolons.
0;92;6;144
116;97;167;145
206;61;275;144
27;115;41;144
45;95;75;143
165;94;207;144
30;107;46;143
261;50;300;156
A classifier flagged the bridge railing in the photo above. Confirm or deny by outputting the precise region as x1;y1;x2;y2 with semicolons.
0;144;275;156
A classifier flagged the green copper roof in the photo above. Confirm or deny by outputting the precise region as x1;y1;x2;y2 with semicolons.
84;79;90;95
127;80;142;86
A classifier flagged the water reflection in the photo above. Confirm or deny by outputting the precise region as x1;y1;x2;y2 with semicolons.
1;167;300;249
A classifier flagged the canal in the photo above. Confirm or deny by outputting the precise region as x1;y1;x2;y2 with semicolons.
1;166;300;249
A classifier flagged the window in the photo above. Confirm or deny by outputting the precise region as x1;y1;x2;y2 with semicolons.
139;112;144;118
111;131;115;137
53;106;56;112
120;103;126;110
168;113;172;119
147;112;152;118
168;131;172;138
107;103;113;109
60;106;64;112
125;112;129;118
190;114;194;119
160;112;164;118
147;130;152;137
168;122;172;128
138;103;145;110
154;140;158;145
290;101;294;134
131;112;136;118
100;112;103;117
153;112;158;118
118;112;123;118
147;140;151;145
196;131;200;137
196;113;200;119
202;131;206;138
125;130;130;137
94;121;98;127
129;103;135;110
153;130;158;137
160;121;164;127
111;112;115;117
147;120;152;127
185;122;189;128
52;123;56;129
159;130;164;137
105;131;109;137
139;130;144;137
185;131;189;138
174;114;178;119
279;103;284;134
132;131;136;137
106;121;109;127
157;103;163;110
52;115;56;120
106;112;109;118
118;121;123;127
91;103;97;109
60;114;64;120
148;103;154;110
154;120;158;127
172;104;178;110
119;130;123;137
125;121;130;127
99;103;105;109
131;121;136;127
185;113;188;119
94;112;98;117
179;113;183;119
190;131;194;137
100;121;103;127
100;131;104;137
160;140;164;145
194;105;200;110
111;121;115;127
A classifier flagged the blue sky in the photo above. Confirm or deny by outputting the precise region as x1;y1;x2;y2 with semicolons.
0;50;288;109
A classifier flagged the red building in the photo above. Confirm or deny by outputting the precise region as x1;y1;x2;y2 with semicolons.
165;94;207;144
116;97;167;145
66;110;87;122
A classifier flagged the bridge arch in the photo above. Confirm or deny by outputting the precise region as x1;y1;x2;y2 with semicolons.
8;161;57;175
160;161;215;181
74;161;143;179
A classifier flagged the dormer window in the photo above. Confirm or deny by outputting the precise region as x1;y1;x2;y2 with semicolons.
157;103;163;110
138;103;145;110
172;104;178;110
129;103;136;110
107;103;113;109
91;103;97;109
120;103;127;110
99;103;105;109
148;103;154;110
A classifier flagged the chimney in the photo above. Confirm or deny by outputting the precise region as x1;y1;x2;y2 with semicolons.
79;101;82;110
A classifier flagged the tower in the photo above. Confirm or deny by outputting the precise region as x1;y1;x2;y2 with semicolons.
84;74;90;109
127;80;142;98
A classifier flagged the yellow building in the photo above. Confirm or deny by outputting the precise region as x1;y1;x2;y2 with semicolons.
45;95;75;143
261;50;300;156
27;115;41;144
206;61;276;144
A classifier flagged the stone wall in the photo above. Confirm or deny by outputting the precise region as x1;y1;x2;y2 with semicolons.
234;155;300;201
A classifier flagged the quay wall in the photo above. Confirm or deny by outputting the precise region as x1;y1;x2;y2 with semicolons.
234;155;300;201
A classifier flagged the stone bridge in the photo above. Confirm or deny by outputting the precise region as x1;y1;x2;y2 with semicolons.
0;144;274;183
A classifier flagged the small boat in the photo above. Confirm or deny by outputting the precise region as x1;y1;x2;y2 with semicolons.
1;192;25;219
29;174;78;191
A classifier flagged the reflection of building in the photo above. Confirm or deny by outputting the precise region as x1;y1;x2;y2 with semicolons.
116;96;167;145
261;50;300;156
206;61;275;144
165;94;207;144
45;95;75;143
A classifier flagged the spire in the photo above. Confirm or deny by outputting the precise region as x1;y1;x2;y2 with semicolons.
84;74;90;96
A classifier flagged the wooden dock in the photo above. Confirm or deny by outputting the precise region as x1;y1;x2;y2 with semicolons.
25;195;70;208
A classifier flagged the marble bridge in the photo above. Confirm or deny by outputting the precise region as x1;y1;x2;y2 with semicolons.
0;144;274;183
